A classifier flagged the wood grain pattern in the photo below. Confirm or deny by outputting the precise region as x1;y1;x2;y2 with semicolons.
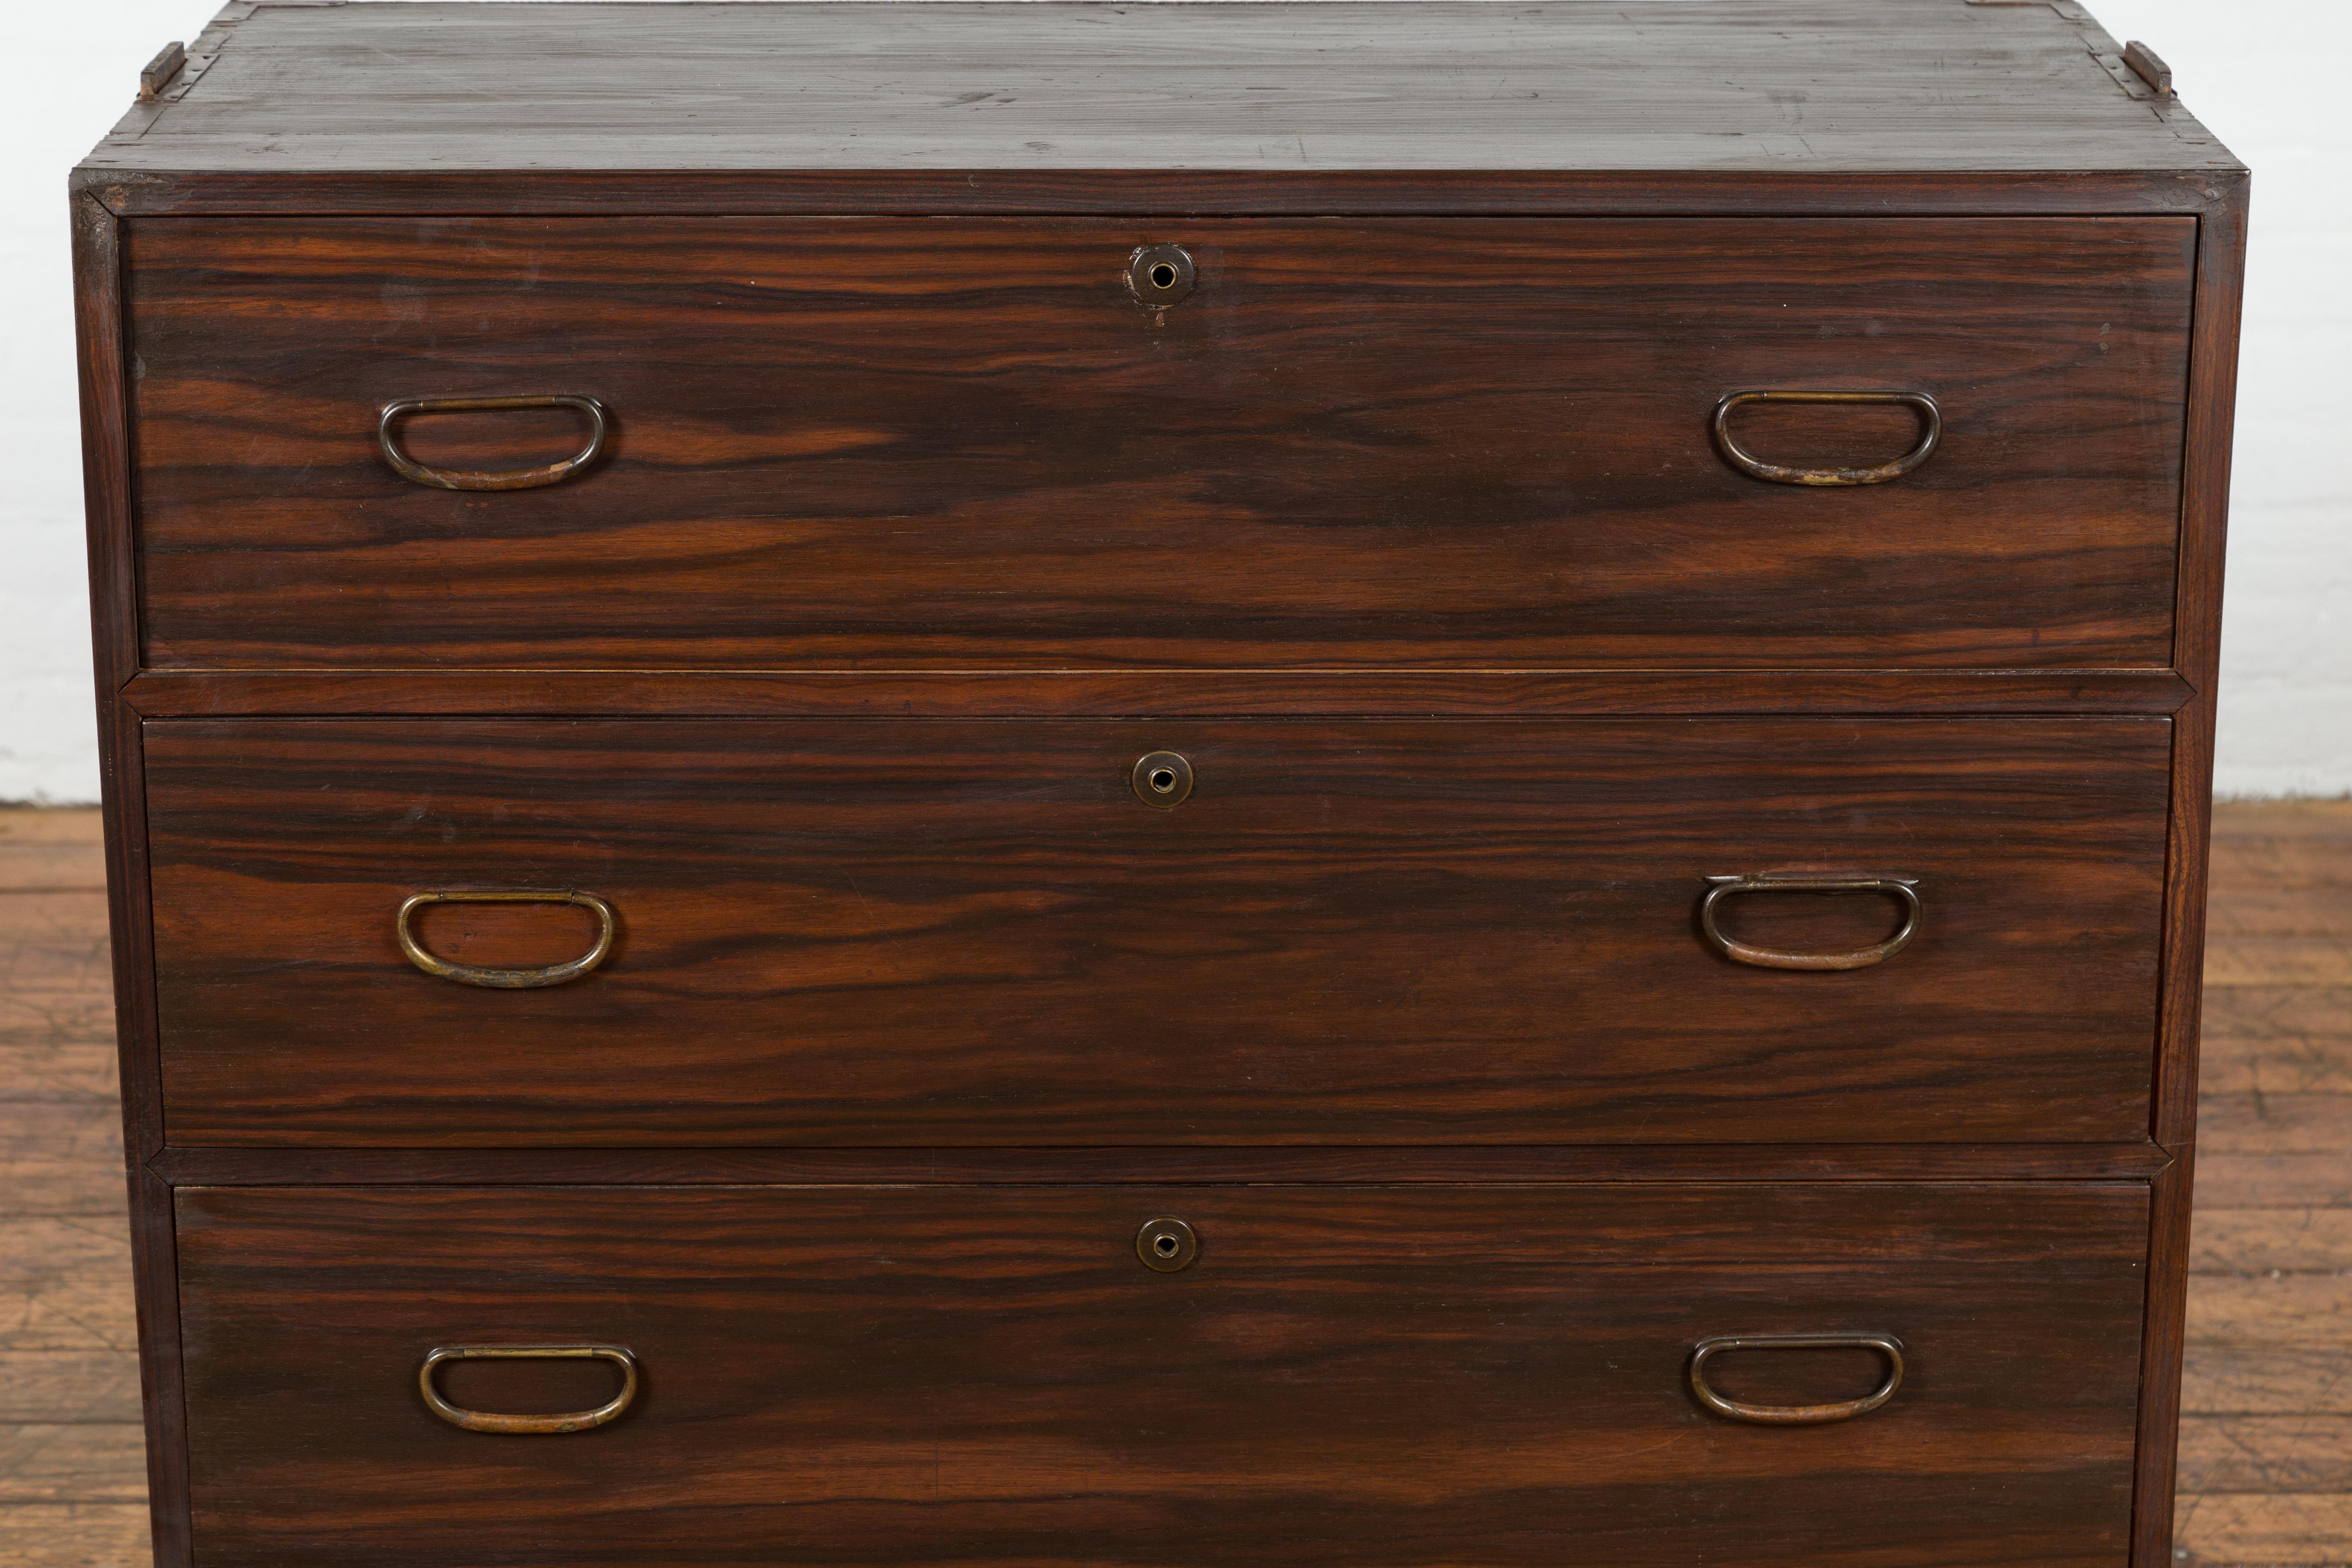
2130;170;2248;1568
126;216;2195;672
145;1142;2175;1189
80;166;2240;222
117;668;2200;721
75;184;185;1568
0;1504;152;1568
61;7;2252;1563
2174;784;2350;1568
174;1182;2150;1568
142;717;2171;1147
0;844;149;1553
82;1;2237;175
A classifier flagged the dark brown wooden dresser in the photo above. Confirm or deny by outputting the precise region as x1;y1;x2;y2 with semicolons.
73;3;2246;1564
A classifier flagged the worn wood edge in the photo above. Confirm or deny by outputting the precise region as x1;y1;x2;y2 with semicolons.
2131;178;2246;1568
126;1171;185;1568
2135;1146;2198;1568
74;190;187;1568
70;166;2240;218
143;1143;2175;1188
2154;180;2249;1147
119;669;2199;720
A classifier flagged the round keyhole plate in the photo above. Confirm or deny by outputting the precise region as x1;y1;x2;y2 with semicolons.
1128;244;1196;309
1136;1217;1199;1273
1131;750;1194;809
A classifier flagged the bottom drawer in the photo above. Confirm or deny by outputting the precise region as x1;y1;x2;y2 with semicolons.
178;1183;2148;1568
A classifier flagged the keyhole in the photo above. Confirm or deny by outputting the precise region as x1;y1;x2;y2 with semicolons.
1131;750;1193;809
1129;245;1195;309
1136;1217;1198;1272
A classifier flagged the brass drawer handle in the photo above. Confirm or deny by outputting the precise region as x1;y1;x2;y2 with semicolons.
377;394;610;491
1712;389;1941;486
1699;874;1921;971
1690;1334;1905;1425
396;890;616;989
420;1345;638;1435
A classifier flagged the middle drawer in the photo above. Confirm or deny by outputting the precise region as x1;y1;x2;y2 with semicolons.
144;717;2170;1147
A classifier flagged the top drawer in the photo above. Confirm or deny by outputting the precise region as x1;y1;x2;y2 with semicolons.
127;217;2193;671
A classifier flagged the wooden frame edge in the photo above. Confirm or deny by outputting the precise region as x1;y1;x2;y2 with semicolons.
78;166;2236;218
118;668;2199;720
2132;171;2248;1568
75;185;191;1568
145;1142;2176;1188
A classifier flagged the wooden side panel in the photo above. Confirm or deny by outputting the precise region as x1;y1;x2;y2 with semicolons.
143;717;2171;1147
2134;178;2250;1568
72;184;193;1568
175;1182;2150;1568
126;216;2194;671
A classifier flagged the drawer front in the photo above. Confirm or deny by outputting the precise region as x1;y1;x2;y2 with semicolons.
177;1182;2147;1568
146;717;2169;1146
128;216;2192;671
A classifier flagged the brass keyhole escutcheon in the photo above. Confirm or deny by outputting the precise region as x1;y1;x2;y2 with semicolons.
1128;244;1195;309
1136;1217;1199;1273
1132;750;1194;809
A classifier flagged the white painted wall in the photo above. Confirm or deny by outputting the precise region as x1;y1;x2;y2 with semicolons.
3;1;2345;801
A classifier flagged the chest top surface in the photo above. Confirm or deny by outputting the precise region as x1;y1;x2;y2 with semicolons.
84;0;2235;176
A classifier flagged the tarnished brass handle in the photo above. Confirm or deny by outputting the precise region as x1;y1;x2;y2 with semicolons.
1700;874;1921;971
377;394;610;490
420;1345;638;1435
396;890;616;989
1690;1334;1905;1425
1712;389;1941;486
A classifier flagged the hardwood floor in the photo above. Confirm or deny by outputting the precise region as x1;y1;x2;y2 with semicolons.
0;801;2344;1566
2181;801;2352;1565
0;808;146;1564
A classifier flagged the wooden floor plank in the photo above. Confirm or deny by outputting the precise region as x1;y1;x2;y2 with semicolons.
2199;1093;2352;1154
0;1354;144;1425
2174;1491;2352;1566
2193;1209;2352;1275
0;1106;129;1221
2190;1276;2352;1348
2205;934;2352;988
0;894;115;998
2200;989;2352;1095
2180;1415;2352;1494
0;1220;132;1283
0;1041;119;1107
0;812;108;895
2184;1348;2352;1417
2211;802;2352;841
2194;1152;2352;1210
2208;884;2352;937
0;1425;147;1505
0;1279;138;1357
0;1503;153;1568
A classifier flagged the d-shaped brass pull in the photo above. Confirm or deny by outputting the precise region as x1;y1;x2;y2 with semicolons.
1700;875;1921;971
1689;1334;1905;1425
420;1345;638;1434
378;394;610;491
396;890;616;989
1712;389;1941;486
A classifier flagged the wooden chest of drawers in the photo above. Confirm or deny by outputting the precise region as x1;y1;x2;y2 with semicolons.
75;3;2245;1565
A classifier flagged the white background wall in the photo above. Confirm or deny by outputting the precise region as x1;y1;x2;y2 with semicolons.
3;0;2345;801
